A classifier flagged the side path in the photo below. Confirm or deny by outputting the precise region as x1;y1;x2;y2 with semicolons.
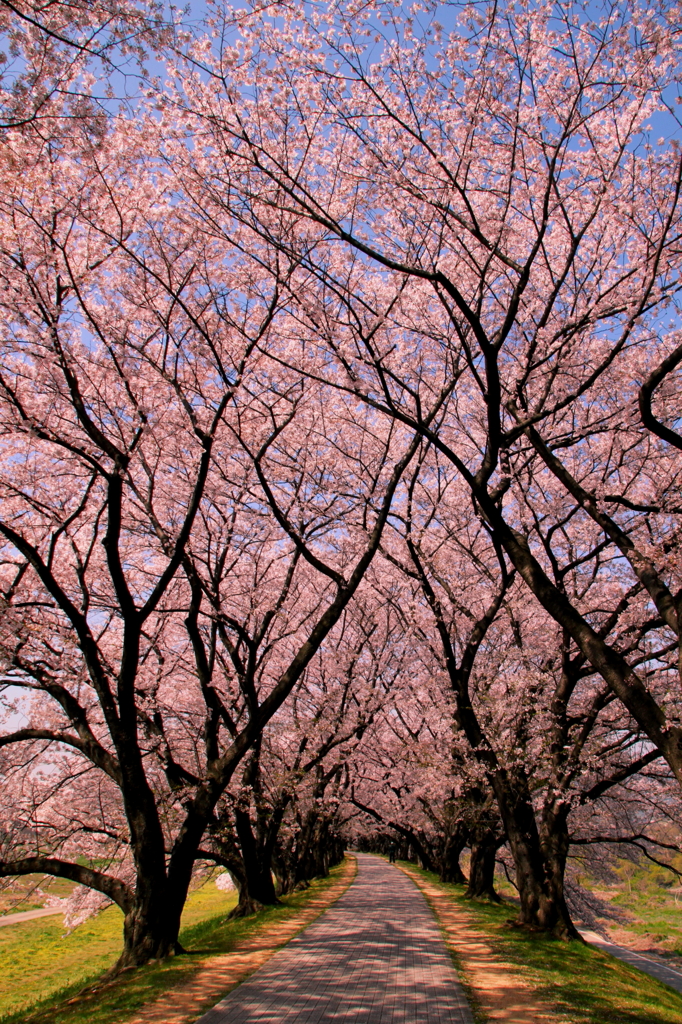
196;853;474;1024
580;929;682;994
0;905;65;927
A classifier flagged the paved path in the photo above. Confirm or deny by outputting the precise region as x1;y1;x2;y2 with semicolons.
0;905;65;927
581;929;682;993
196;854;473;1024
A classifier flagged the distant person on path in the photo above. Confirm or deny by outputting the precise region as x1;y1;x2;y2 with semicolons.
388;842;397;863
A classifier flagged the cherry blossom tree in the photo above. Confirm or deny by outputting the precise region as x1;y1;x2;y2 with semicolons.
338;440;671;933
0;0;172;131
3;0;682;963
199;594;406;914
0;115;421;967
163;0;682;790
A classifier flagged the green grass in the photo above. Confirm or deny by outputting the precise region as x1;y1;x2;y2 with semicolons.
0;874;74;915
407;864;682;1024
596;859;682;957
609;887;682;956
0;875;238;1022
0;864;347;1024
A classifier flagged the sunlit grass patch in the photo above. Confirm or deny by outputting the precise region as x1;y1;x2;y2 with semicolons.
1;864;346;1024
0;874;75;916
0;876;237;1023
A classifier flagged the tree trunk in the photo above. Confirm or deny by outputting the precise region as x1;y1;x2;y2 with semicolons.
466;831;499;901
294;811;328;885
231;806;278;914
491;771;578;938
540;804;576;939
119;895;181;968
116;854;191;970
272;833;298;896
116;779;189;970
439;832;467;884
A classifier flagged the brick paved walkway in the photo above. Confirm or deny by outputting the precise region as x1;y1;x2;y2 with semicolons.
195;853;473;1024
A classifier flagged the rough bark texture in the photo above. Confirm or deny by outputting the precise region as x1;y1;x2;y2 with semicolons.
466;833;500;902
439;833;468;885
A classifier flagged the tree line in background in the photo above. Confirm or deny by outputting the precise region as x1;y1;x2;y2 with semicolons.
1;0;682;970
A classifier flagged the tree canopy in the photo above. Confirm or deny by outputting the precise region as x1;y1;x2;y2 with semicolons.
1;0;682;967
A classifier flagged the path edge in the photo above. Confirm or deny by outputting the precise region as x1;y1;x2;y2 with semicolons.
129;853;358;1024
394;861;559;1024
392;862;487;1024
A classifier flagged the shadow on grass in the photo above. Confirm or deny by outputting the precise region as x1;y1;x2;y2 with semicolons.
412;866;682;1024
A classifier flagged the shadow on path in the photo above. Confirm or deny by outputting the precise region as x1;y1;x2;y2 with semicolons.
195;854;473;1024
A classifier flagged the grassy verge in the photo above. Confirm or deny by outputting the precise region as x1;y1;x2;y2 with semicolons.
406;863;682;1024
0;865;346;1024
0;877;237;1023
591;857;682;959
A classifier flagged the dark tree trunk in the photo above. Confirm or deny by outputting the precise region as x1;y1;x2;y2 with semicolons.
294;811;330;885
117;842;196;970
119;893;182;968
439;832;467;884
116;759;192;969
491;771;578;938
234;807;278;904
199;810;278;920
465;831;499;901
272;832;298;896
274;809;345;893
539;803;576;937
